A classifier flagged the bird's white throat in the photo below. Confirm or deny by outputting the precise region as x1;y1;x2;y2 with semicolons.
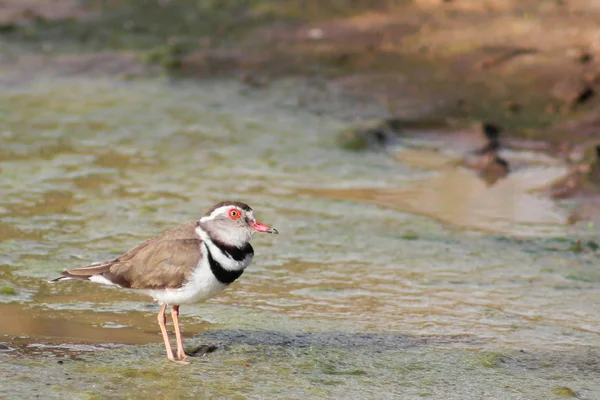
194;225;253;270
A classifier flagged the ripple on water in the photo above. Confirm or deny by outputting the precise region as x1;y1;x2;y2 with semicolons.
0;76;598;354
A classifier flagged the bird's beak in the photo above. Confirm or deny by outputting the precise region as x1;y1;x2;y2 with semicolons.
251;221;278;234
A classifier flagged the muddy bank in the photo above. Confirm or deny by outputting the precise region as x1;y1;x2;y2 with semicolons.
3;0;600;201
1;1;600;140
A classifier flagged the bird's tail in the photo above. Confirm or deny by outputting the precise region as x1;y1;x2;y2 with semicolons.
49;260;114;283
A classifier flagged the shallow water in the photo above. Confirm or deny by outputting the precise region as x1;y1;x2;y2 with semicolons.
1;70;600;399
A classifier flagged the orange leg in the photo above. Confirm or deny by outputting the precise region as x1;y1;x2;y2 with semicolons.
157;304;177;362
171;305;187;362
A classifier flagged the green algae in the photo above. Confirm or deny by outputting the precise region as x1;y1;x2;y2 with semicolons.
552;386;578;397
466;351;507;369
477;352;506;368
400;232;420;241
121;369;162;380
394;361;428;374
2;337;600;399
321;366;367;376
141;41;189;70
0;285;18;296
337;128;372;151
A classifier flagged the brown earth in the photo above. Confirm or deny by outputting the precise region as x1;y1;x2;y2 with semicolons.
0;0;88;25
2;1;599;139
1;0;599;207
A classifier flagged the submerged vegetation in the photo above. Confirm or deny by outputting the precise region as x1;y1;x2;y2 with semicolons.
1;1;600;399
0;285;18;296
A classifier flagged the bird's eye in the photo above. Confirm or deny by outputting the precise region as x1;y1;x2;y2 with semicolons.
228;208;241;219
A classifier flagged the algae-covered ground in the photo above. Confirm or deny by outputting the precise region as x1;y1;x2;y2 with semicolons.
0;73;599;400
3;331;600;399
1;1;600;399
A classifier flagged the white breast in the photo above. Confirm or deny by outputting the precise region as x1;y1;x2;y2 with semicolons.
148;235;253;306
148;252;226;305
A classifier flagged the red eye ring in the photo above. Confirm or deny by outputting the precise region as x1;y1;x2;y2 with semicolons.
228;208;241;219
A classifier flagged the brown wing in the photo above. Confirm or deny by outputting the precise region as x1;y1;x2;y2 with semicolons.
105;238;202;289
59;221;202;289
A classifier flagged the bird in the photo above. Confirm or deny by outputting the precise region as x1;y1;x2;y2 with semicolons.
51;201;278;364
472;122;501;156
460;122;510;186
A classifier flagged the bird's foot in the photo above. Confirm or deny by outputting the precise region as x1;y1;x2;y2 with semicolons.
168;357;190;365
167;353;189;365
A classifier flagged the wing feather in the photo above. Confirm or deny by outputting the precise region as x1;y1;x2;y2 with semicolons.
56;221;202;289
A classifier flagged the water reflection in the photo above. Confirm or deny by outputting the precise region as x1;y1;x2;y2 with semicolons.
302;146;568;236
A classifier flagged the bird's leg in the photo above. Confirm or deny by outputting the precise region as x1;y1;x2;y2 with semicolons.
157;304;176;362
171;305;187;361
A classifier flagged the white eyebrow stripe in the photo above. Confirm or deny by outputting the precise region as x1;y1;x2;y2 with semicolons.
199;205;247;222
